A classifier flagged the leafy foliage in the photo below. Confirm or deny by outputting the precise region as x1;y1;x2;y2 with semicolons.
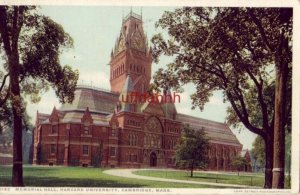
0;100;33;146
0;6;79;186
251;136;266;169
0;6;79;105
175;125;209;177
151;7;292;188
231;156;249;176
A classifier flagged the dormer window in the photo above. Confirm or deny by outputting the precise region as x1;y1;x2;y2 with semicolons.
84;125;89;134
51;125;58;134
112;129;116;137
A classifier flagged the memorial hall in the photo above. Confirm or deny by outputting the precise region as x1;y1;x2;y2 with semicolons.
33;12;245;171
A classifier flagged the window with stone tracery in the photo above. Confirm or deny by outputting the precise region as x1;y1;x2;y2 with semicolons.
144;117;162;149
129;134;138;146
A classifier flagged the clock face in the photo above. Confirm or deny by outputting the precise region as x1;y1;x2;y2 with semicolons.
117;36;126;53
132;32;145;52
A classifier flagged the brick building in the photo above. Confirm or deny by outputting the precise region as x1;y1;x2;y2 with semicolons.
33;11;244;170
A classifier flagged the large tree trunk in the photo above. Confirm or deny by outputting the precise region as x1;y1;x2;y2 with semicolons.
272;54;288;189
9;53;24;187
271;8;291;189
264;135;274;188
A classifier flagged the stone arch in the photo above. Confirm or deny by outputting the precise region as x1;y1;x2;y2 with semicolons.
149;152;157;167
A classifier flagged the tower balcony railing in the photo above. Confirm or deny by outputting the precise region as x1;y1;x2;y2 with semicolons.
123;11;142;22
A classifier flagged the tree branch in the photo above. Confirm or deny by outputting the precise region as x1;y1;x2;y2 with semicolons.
233;84;249;120
0;84;10;107
226;90;265;137
244;67;270;130
246;8;274;53
0;74;9;93
232;49;270;131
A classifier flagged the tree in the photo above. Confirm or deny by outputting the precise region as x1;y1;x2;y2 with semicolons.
251;136;265;171
0;6;79;186
0;101;33;148
151;7;292;188
175;125;209;177
231;156;249;176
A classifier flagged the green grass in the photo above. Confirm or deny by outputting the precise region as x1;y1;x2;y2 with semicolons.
133;170;265;187
0;166;226;188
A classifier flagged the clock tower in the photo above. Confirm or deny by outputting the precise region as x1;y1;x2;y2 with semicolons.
109;11;152;94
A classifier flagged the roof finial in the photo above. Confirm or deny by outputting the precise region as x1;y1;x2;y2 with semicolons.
130;6;133;15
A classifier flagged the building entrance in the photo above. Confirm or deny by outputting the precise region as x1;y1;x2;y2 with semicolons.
149;152;157;167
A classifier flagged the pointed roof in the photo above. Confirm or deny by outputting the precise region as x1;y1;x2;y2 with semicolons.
49;106;59;123
177;113;242;147
81;107;93;124
161;89;177;119
112;11;148;57
119;74;135;112
121;74;134;93
60;85;118;114
141;101;165;117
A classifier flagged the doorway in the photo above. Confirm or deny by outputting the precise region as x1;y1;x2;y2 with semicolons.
149;152;157;167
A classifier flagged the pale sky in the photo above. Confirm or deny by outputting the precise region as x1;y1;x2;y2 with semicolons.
26;6;257;150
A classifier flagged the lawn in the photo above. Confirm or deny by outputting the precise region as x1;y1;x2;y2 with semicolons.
0;166;226;188
133;170;265;187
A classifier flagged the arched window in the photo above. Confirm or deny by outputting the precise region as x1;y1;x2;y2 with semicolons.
129;134;132;145
135;135;138;146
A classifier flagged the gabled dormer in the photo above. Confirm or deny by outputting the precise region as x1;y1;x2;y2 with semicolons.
81;107;93;135
49;106;60;123
49;107;60;135
81;107;93;124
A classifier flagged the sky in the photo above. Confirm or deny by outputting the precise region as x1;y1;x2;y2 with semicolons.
26;6;257;150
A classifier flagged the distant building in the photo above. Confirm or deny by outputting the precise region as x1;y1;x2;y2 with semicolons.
23;130;33;164
0;129;32;165
241;149;252;172
33;11;244;170
249;150;263;173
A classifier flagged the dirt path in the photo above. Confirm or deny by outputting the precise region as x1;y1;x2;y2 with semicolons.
103;169;260;188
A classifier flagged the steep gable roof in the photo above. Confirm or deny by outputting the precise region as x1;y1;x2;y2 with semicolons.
177;113;242;147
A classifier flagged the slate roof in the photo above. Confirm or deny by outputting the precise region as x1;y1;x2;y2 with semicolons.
177;113;242;147
119;75;134;112
60;85;118;114
37;85;118;126
37;85;241;147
